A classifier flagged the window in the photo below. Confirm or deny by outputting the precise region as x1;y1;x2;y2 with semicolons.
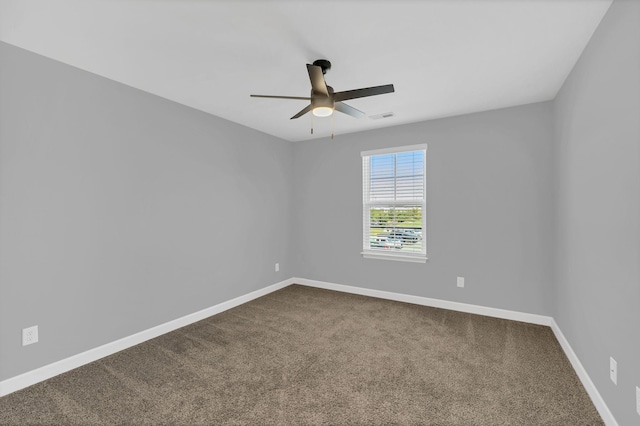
362;145;427;262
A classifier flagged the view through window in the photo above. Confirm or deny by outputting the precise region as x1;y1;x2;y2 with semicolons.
362;145;427;261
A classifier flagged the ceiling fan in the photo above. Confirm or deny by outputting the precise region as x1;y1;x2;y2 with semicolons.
250;59;395;122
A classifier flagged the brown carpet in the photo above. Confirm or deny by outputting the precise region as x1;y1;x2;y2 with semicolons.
0;284;603;425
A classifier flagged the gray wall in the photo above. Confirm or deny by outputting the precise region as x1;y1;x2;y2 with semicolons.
553;0;640;424
2;3;639;422
292;102;555;316
0;42;293;381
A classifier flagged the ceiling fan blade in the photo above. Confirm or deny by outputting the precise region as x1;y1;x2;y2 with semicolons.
334;102;366;118
290;104;312;119
250;95;311;100
334;84;395;102
306;64;329;97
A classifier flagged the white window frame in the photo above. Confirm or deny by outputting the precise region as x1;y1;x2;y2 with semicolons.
361;144;427;263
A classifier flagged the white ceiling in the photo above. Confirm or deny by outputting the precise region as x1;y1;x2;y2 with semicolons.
0;0;612;142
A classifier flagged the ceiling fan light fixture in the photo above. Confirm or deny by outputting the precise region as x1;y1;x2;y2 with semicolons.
312;106;334;117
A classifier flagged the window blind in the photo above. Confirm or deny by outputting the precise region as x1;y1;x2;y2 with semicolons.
362;145;427;261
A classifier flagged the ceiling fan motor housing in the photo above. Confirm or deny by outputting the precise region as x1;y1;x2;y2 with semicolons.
311;85;335;111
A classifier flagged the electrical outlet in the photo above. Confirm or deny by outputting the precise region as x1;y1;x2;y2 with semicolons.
275;263;279;272
22;325;38;346
636;386;640;416
609;357;617;385
457;276;464;288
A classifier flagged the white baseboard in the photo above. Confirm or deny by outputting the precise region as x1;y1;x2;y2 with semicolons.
549;319;618;426
1;276;617;426
0;278;295;397
293;277;553;326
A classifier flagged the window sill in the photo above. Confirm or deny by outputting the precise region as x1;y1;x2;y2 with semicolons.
361;251;428;263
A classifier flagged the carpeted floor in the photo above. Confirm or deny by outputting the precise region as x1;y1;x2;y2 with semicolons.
0;284;603;425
